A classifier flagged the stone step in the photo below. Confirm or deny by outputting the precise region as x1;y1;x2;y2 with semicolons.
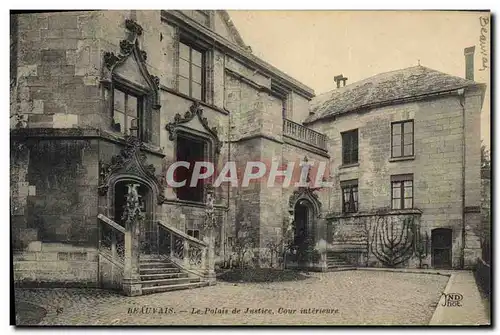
140;267;181;274
327;258;349;262
141;277;200;288
327;257;348;262
326;266;357;271
140;258;170;262
140;272;189;280
141;281;209;295
139;261;176;268
328;244;366;247
327;265;352;269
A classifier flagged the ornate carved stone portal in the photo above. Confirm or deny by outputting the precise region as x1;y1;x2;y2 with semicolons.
98;135;165;204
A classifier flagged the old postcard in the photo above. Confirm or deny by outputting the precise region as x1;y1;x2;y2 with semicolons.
10;9;491;326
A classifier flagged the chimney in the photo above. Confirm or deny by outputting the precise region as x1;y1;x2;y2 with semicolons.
334;74;348;88
464;46;475;80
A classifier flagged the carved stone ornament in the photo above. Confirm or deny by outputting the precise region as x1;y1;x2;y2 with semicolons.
202;184;219;230
150;75;160;87
122;183;146;224
98;135;165;204
289;156;323;218
165;101;222;154
104;52;120;70
101;18;160;104
289;188;322;215
120;39;134;55
125;18;143;36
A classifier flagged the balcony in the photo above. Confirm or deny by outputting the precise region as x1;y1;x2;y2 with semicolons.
283;118;328;151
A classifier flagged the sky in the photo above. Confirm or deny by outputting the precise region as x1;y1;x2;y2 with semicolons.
228;11;491;144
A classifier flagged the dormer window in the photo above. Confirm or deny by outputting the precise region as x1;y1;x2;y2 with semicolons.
102;18;161;146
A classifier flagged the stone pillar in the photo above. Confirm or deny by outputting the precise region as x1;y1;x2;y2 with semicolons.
204;228;216;285
203;185;217;285
122;183;143;296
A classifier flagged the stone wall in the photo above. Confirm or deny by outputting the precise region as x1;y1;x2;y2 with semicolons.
14;11;103;129
289;91;312;124
479;174;491;263
12;138;100;285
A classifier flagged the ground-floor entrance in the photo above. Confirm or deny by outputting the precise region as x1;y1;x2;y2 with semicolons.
431;228;452;269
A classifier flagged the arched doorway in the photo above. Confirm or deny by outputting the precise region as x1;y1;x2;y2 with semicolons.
293;199;314;251
431;228;453;269
113;179;155;255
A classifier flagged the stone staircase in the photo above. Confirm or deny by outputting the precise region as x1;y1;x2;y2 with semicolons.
140;256;209;295
326;251;355;269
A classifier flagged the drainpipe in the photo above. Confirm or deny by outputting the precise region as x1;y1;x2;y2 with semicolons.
458;88;466;269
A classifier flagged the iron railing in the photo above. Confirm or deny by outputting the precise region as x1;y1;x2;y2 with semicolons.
98;214;126;265
158;221;208;273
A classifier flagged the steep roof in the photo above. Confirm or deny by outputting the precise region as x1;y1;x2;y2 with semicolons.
306;65;483;124
216;10;248;49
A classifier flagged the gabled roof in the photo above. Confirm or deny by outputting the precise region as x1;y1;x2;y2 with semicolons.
306;65;484;124
216;10;248;49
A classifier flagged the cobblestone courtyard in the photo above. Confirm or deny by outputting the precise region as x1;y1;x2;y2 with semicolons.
15;270;449;326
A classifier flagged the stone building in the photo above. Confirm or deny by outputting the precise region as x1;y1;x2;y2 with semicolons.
10;10;486;295
306;65;486;269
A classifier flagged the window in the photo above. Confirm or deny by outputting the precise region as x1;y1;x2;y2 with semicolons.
178;41;205;101
112;86;143;137
341;179;359;213
187;229;200;239
391;174;413;209
175;133;209;202
391;120;414;158
342;129;358;165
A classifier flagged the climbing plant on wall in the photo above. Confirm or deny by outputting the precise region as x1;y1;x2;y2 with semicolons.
371;215;416;268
